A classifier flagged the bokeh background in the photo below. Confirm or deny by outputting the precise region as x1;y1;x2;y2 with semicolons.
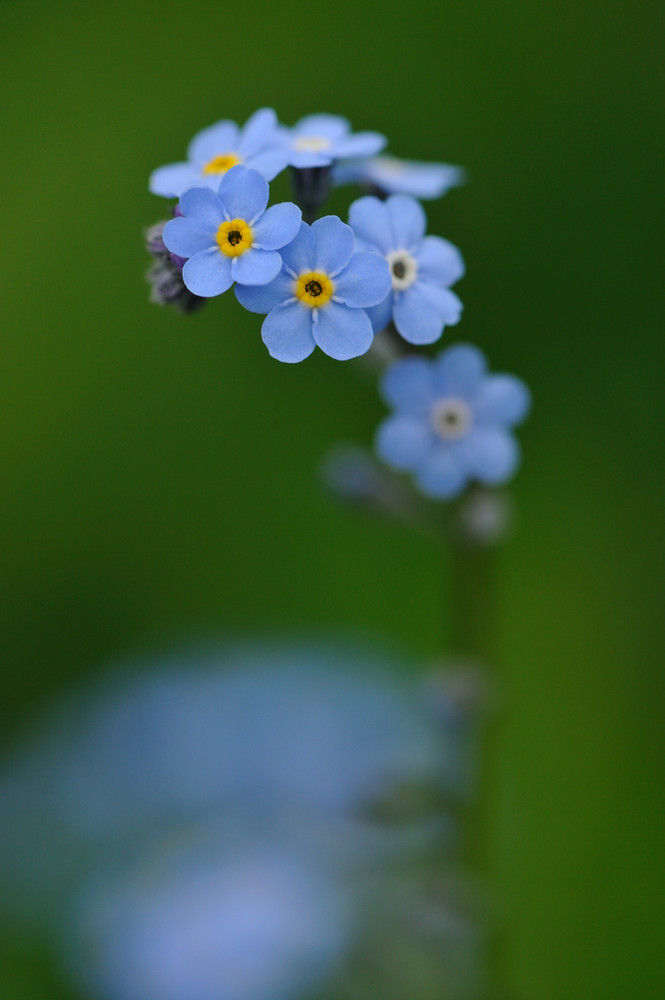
1;0;663;997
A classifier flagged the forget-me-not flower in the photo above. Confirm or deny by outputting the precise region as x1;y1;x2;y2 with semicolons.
334;155;464;200
235;217;392;362
376;344;531;499
149;109;288;198
284;115;387;169
349;194;464;344
162;167;301;297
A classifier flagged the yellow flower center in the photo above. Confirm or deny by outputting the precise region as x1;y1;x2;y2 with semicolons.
294;271;334;308
215;219;253;257
203;153;243;175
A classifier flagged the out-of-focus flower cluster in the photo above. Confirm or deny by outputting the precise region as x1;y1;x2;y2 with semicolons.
0;641;483;1000
145;109;530;502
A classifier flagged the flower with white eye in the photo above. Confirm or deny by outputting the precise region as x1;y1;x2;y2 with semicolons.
149;109;289;198
349;194;464;345
376;344;531;500
285;114;386;169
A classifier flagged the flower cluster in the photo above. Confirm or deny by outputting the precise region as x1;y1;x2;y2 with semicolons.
146;108;530;500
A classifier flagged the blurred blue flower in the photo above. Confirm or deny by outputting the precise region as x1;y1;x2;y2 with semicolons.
376;344;531;499
235;217;392;362
334;155;464;200
348;194;464;344
162;167;301;297
284;114;386;169
149;108;288;198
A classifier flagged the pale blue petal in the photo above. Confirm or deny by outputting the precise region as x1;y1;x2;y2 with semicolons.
385;195;427;249
417;446;467;499
251;203;302;250
280;223;315;275
432;344;487;397
375;416;431;471
393;283;462;345
178;187;225;230
246;147;290;181
416;236;465;286
261;301;316;363
366;294;394;334
332;132;387;158
347;157;465;199
312;301;374;360
188;121;240;164
218;166;268;224
473;375;531;426
235;271;295;313
182;249;233;297
294;115;350;140
162;218;215;258
232;250;282;286
460;427;519;484
149;163;200;198
238;108;278;155
333;252;392;308
312;217;354;275
380;357;435;415
288;149;334;169
348;197;393;253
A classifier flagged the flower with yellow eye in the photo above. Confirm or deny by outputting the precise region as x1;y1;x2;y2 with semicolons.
376;345;531;500
235;217;392;363
162;167;301;297
149;109;288;199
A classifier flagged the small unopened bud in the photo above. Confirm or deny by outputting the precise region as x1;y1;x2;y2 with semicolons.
144;221;205;314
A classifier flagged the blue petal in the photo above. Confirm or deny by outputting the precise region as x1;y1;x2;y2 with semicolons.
162;218;214;258
235;270;295;313
246;147;290;181
149;163;200;198
432;344;487;397
333;251;392;308
288;149;334;169
348;197;393;253
332;132;387;158
312;217;354;276
218;166;269;224
416;445;467;499
393;283;462;345
251;203;302;250
312;301;374;360
279;222;315;275
460;427;519;484
294;115;350;140
343;157;465;200
232;249;282;286
380;356;435;415
416;236;464;287
261;301;316;363
182;249;233;297
366;294;394;334
473;375;531;426
188;121;239;164
385;195;427;249
178;187;224;230
375;416;431;471
238;108;278;155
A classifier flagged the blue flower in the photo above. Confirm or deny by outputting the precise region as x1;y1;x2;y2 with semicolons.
284;114;387;169
376;344;531;499
162;167;302;297
235;217;392;363
348;194;464;345
334;155;465;200
149;108;288;198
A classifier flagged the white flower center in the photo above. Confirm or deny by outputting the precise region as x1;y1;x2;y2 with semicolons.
294;135;332;153
430;397;471;440
386;249;418;291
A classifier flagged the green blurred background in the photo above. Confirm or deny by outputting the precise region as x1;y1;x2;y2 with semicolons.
1;0;663;996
